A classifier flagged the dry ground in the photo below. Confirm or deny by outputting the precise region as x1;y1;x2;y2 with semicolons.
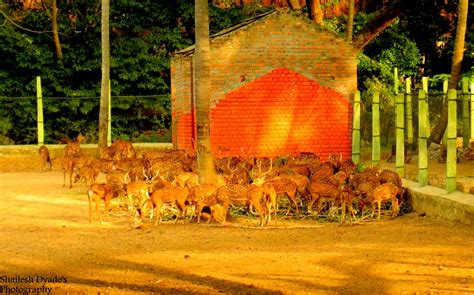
0;149;473;294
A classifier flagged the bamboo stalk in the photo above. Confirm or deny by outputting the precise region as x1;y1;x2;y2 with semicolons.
372;92;380;167
446;89;457;193
351;91;361;165
395;93;405;177
418;90;428;186
36;76;44;146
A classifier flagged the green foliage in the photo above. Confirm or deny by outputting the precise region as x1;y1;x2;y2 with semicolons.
0;1;471;144
430;73;450;89
209;4;271;34
0;1;260;144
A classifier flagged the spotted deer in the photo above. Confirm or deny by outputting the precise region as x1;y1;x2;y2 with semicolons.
87;183;120;223
38;145;52;172
64;133;85;157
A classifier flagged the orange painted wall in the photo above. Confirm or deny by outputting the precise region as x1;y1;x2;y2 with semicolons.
210;68;352;159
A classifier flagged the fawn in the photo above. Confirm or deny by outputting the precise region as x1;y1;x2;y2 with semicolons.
38;145;52;172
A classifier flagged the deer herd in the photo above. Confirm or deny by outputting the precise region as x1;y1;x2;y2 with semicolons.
38;136;405;227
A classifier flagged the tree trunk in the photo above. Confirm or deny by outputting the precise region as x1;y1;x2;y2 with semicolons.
346;0;355;41
307;0;324;25
310;0;324;26
98;0;110;151
429;0;468;144
194;0;218;184
288;0;302;10
51;0;63;60
352;0;405;50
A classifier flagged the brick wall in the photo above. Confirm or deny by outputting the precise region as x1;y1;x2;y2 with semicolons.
171;10;357;159
211;67;352;159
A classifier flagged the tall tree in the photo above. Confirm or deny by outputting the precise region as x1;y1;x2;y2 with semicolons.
352;0;406;50
307;0;324;25
50;0;63;59
288;0;302;10
98;0;110;150
346;0;355;41
39;0;63;59
194;0;218;184
429;0;469;144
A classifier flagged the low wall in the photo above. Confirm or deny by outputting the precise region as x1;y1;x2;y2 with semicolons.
0;143;173;156
404;179;474;226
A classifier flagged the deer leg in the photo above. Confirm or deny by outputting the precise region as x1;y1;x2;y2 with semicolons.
377;201;382;219
96;201;103;224
370;202;376;218
307;193;317;213
88;192;93;223
68;166;74;189
341;200;347;224
154;201;162;226
174;206;181;224
196;204;203;224
206;210;213;224
251;200;265;227
265;199;272;224
222;203;230;225
149;200;154;219
290;190;299;214
177;200;187;224
391;197;399;217
104;196;111;222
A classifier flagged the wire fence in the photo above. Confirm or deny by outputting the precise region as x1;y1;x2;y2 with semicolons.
0;95;171;145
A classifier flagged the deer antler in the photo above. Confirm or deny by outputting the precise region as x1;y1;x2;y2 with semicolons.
252;158;273;183
227;156;239;173
260;158;273;178
240;147;253;159
124;170;131;183
142;167;149;180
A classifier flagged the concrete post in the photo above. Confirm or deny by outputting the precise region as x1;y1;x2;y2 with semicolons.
446;89;457;193
418;90;428;186
36;76;44;146
351;91;361;164
372;92;380;167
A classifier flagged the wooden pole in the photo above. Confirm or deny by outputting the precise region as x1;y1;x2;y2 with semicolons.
395;93;405;177
461;77;469;148
446;89;457;193
405;78;413;144
36;76;44;146
107;79;112;146
418;90;428;186
351;91;361;165
372;92;380;167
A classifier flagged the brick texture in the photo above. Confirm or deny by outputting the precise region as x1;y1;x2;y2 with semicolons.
210;68;352;159
171;10;357;159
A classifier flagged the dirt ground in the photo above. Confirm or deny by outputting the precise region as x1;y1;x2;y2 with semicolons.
0;150;473;294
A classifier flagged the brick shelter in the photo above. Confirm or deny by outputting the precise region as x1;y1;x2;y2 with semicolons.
170;10;358;159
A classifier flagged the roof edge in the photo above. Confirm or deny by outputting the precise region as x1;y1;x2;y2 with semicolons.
171;9;276;57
